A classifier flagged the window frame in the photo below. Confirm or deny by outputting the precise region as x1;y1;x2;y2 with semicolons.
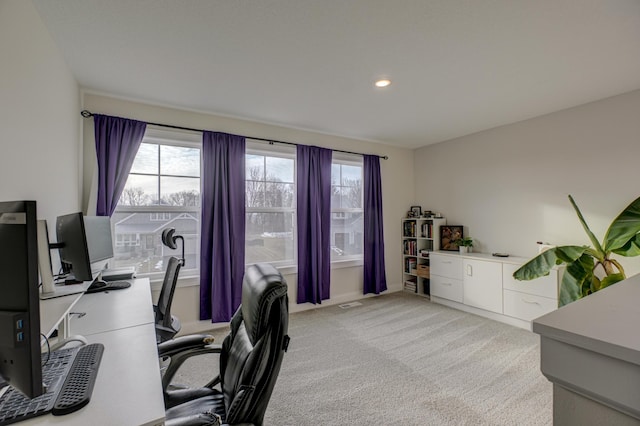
112;127;202;281
244;140;297;269
330;154;364;262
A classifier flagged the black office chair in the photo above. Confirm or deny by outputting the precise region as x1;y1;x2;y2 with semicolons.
155;228;185;343
155;256;182;343
157;263;290;426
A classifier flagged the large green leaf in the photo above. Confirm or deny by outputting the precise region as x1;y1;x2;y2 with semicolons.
512;245;587;281
603;195;640;254
568;195;604;255
559;253;595;306
599;273;625;290
611;234;640;257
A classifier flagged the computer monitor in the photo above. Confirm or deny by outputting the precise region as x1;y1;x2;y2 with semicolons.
55;214;115;284
0;200;43;398
55;212;93;282
84;216;114;275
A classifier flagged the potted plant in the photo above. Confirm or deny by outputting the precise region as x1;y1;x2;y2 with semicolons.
513;194;640;307
455;237;474;253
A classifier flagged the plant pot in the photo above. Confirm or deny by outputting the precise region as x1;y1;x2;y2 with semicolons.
459;246;469;253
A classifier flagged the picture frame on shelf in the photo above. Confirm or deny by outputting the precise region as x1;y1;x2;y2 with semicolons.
440;225;463;251
410;206;422;217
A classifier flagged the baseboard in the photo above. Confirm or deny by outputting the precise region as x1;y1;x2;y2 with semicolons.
431;296;532;331
180;283;405;335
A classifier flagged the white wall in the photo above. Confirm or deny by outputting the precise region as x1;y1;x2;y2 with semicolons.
0;0;80;248
81;93;415;333
414;89;640;277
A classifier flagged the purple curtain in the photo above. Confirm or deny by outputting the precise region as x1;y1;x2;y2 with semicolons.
200;131;246;322
363;155;387;294
296;145;332;304
94;114;147;216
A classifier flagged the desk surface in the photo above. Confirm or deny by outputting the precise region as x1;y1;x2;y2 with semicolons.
28;278;165;426
69;279;155;336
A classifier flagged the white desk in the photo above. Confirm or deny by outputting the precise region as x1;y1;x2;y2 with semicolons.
68;279;155;336
39;292;83;338
26;279;165;426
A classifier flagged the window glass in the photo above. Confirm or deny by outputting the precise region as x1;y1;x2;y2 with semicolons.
113;130;201;277
244;146;296;266
330;159;363;260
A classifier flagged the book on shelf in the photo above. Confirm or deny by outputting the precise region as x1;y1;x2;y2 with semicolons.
403;220;416;237
404;279;417;292
404;257;417;273
403;240;417;256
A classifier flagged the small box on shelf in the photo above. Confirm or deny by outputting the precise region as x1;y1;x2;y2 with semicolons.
417;265;430;278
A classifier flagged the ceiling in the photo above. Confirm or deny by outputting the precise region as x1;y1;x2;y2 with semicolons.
33;0;640;148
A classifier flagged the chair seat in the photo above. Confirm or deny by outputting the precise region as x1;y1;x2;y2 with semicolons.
165;393;226;426
165;387;217;409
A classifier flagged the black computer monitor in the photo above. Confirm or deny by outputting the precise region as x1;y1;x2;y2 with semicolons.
55;212;93;282
55;214;115;283
0;200;43;398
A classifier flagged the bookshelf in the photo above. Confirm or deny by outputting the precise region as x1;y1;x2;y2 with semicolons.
401;216;447;297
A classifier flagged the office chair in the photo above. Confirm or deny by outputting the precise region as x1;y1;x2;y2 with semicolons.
155;228;184;343
157;263;290;426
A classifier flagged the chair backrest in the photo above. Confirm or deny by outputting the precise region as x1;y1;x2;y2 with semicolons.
157;256;181;329
219;263;289;425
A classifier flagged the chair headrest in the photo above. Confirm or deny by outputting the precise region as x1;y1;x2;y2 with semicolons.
241;263;288;345
162;228;178;249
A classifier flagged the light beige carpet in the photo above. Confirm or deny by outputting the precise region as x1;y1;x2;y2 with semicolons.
173;291;552;425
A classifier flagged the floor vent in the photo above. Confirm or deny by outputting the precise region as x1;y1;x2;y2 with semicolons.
338;301;363;309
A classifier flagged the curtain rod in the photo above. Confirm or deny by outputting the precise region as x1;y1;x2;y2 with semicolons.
81;110;388;160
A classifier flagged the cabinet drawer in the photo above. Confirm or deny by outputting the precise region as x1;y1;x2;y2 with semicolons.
431;275;463;303
431;255;463;280
503;289;557;321
502;263;558;299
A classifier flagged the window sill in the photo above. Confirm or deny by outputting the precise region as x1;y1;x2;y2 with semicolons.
148;258;364;290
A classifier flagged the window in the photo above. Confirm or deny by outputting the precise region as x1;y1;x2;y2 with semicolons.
330;157;363;260
112;128;201;277
244;142;296;267
150;212;172;221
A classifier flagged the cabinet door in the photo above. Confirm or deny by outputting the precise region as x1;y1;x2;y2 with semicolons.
463;259;503;314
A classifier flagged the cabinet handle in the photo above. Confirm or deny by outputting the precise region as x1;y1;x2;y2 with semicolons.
441;282;452;286
442;261;452;264
522;299;540;305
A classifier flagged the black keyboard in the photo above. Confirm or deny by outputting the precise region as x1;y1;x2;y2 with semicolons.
86;280;131;294
0;343;104;425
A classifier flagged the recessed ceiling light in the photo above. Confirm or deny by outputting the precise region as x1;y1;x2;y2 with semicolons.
374;79;391;88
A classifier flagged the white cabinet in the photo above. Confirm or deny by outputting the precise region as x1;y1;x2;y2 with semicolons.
430;255;463;302
431;255;462;280
463;259;503;314
503;289;558;321
502;263;559;321
429;252;561;330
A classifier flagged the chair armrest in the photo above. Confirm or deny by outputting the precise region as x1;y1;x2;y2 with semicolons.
160;334;223;393
158;334;215;357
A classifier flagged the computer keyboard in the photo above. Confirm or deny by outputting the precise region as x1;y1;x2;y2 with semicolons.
86;280;131;294
0;343;104;425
